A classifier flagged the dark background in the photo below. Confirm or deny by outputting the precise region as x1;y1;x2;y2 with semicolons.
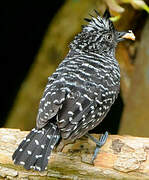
1;1;65;127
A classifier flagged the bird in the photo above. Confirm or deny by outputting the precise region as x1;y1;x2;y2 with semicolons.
12;9;135;171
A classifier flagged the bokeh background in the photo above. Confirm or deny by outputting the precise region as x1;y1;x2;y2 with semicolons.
1;0;149;137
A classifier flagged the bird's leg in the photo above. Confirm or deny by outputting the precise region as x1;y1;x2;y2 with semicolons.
86;131;108;162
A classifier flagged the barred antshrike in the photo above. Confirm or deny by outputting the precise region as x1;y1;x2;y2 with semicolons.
12;9;135;171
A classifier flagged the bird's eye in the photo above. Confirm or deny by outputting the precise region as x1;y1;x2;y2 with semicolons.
105;33;113;41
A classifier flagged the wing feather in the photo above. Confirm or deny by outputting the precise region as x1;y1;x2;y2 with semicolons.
57;92;97;140
36;87;66;129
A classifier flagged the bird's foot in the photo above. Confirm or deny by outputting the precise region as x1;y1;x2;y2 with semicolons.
86;131;108;162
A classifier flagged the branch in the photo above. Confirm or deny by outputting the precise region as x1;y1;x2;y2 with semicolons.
0;128;149;179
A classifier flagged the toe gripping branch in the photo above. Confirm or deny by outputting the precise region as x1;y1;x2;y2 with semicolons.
86;131;108;162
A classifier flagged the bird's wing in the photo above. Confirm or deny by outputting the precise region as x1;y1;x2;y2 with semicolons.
57;88;117;141
36;82;67;129
57;91;101;141
69;103;109;140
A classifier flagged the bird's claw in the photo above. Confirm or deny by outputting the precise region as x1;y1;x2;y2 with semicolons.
92;131;108;162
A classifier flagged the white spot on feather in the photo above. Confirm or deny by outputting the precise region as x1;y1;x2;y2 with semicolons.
35;155;43;159
59;119;65;123
35;140;39;145
50;145;54;149
92;114;96;118
76;102;83;111
20;161;25;165
30;165;35;170
47;135;51;139
41;145;45;149
36;166;41;171
53;99;59;104
68;111;74;115
27;150;32;155
69;117;73;121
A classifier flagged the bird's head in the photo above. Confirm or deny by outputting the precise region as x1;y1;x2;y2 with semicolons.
70;9;135;56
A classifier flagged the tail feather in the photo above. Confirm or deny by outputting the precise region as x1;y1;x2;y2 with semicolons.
14;130;44;166
12;128;37;161
12;123;60;171
35;126;60;171
23;127;52;170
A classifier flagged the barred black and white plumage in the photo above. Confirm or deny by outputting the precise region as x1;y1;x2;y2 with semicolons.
12;9;135;171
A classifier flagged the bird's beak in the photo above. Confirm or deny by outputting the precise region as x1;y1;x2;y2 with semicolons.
117;30;135;42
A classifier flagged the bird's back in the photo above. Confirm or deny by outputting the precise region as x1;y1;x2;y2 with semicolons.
37;49;120;141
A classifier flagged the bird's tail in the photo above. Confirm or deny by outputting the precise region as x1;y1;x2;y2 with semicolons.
12;122;60;171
